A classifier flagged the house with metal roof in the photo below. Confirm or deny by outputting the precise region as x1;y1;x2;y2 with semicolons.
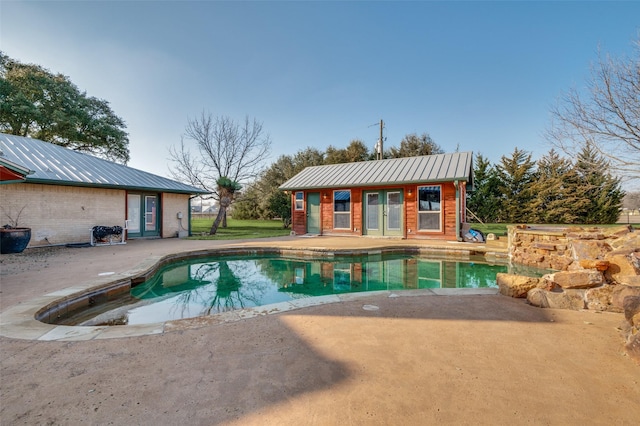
0;133;209;247
279;152;473;240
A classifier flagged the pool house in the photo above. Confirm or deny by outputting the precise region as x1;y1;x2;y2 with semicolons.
279;152;474;241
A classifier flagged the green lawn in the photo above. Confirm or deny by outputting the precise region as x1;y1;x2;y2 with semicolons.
188;218;637;241
189;217;291;240
469;222;638;237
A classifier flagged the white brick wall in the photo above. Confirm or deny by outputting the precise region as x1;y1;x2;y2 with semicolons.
1;183;193;247
1;183;124;247
161;193;192;238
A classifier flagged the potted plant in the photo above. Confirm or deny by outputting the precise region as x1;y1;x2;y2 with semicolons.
1;206;31;254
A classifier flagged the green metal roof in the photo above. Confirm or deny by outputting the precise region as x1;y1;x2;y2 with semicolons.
0;133;209;194
279;152;473;190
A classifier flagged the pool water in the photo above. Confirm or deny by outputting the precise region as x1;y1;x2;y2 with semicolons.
69;254;547;326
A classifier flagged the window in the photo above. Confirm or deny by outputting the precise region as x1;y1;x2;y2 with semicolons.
333;190;351;229
295;192;304;210
418;185;441;231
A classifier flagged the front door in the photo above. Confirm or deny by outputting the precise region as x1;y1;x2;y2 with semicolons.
127;193;160;238
363;190;403;236
306;192;320;234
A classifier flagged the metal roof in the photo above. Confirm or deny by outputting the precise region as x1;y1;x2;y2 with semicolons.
279;152;473;190
0;133;209;194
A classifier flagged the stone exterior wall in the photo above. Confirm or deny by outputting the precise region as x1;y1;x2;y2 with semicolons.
1;183;124;247
507;225;637;271
501;225;640;363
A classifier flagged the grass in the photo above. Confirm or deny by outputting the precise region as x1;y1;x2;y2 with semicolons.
469;222;639;237
188;218;638;241
189;217;291;240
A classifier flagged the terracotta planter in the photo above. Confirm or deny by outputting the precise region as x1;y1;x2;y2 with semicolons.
0;227;31;254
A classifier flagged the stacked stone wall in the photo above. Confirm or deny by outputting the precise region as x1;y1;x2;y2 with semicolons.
502;225;640;364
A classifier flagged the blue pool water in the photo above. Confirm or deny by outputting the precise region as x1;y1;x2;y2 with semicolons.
68;253;547;326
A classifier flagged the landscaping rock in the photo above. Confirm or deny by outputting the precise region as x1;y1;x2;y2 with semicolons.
552;270;604;289
604;254;640;284
496;273;540;298
625;333;640;365
527;288;585;310
623;296;640;325
584;285;617;312
549;257;573;271
579;259;610;271
620;275;640;287
571;240;611;260
608;229;640;251
611;285;640;310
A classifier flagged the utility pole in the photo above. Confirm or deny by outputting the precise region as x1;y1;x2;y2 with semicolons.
377;119;384;160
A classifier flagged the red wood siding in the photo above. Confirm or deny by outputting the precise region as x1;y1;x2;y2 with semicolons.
289;182;464;240
291;192;306;235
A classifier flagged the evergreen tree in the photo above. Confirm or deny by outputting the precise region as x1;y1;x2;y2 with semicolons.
574;143;625;223
232;183;264;220
528;150;589;223
466;154;502;223
495;148;536;223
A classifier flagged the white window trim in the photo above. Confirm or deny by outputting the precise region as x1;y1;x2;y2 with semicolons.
417;185;442;232
333;190;351;230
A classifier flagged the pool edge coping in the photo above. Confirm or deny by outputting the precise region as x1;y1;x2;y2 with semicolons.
0;245;504;342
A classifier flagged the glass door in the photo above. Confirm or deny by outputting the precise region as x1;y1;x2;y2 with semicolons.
127;194;141;236
363;190;403;236
384;191;403;236
306;192;320;234
127;193;160;238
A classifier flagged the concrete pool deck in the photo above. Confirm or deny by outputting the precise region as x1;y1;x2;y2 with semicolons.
1;236;639;424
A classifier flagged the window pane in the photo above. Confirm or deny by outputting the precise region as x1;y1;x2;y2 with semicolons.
127;194;140;233
418;186;441;211
334;190;351;212
387;192;401;230
334;213;350;229
145;196;157;231
366;193;379;230
418;212;440;230
295;192;304;210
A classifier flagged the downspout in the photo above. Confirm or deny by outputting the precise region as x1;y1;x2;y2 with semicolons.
188;197;192;236
454;180;461;241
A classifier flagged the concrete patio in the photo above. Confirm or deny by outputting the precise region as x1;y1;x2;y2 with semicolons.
1;236;638;424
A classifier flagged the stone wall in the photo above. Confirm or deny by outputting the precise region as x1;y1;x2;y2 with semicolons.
500;225;640;363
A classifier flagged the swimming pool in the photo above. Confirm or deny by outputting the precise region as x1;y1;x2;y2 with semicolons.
55;253;547;326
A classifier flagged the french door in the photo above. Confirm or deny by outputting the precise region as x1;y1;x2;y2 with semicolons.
363;190;403;236
127;193;160;237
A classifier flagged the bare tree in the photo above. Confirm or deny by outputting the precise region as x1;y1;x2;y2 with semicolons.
546;37;640;182
169;112;272;229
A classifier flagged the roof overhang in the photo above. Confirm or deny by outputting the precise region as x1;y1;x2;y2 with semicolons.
0;157;34;184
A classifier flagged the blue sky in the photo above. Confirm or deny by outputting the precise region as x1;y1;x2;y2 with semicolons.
2;1;639;183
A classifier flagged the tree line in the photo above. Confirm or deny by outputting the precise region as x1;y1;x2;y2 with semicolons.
232;140;625;228
468;145;624;225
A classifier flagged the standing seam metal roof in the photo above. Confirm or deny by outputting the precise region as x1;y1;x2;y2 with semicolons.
0;133;209;194
279;152;473;190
